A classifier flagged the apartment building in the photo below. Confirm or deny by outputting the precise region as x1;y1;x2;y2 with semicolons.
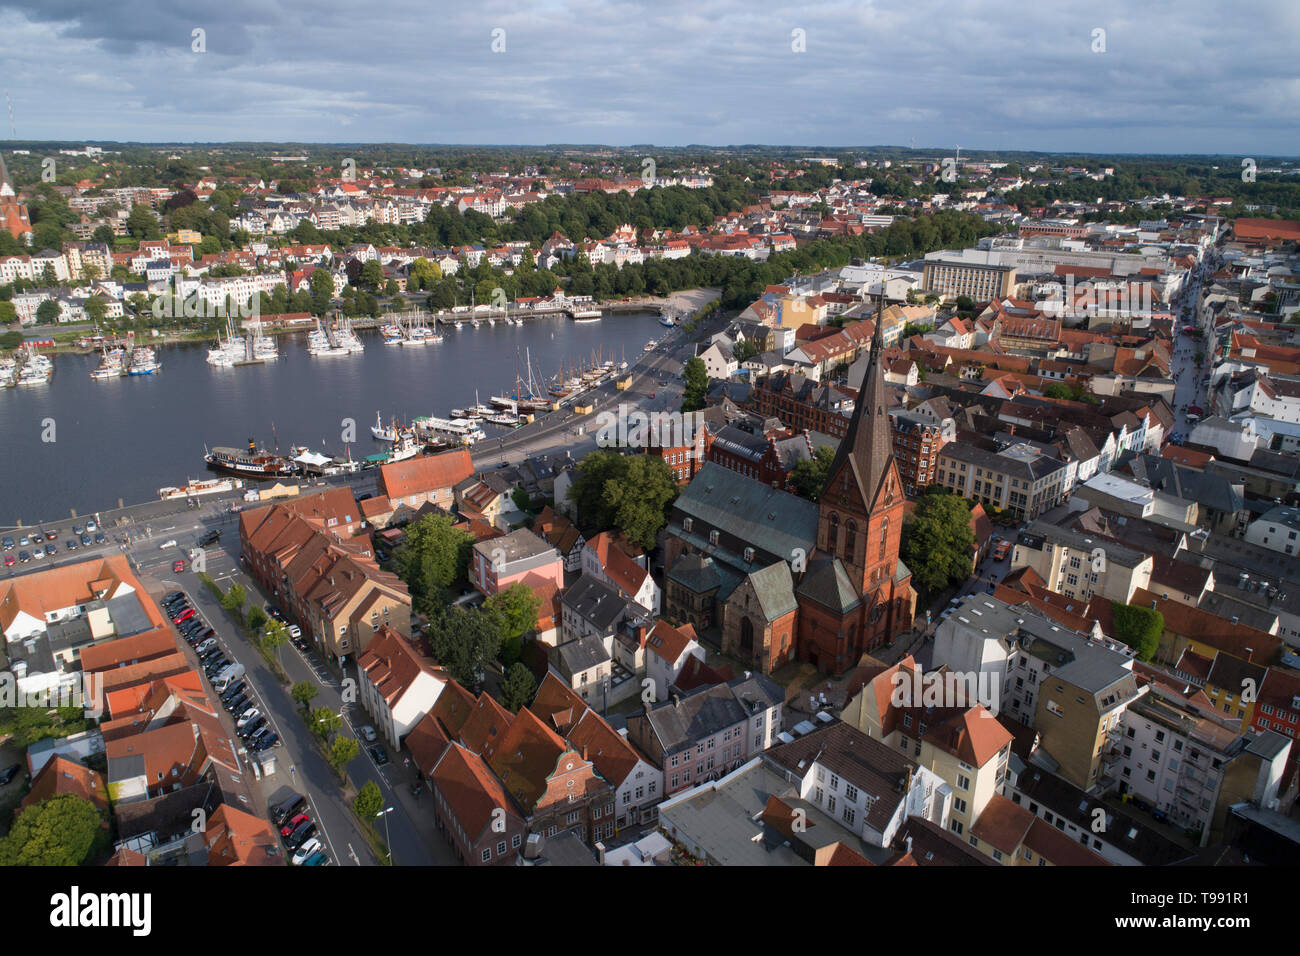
922;257;1016;301
240;494;411;663
935;441;1069;519
1116;683;1292;845
889;408;953;495
626;674;784;795
470;528;563;597
377;448;474;512
356;625;447;750
933;596;1145;791
1012;520;1154;604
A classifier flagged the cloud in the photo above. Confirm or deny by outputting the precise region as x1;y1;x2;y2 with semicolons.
0;0;1295;153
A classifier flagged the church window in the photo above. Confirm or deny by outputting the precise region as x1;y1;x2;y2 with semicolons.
845;521;857;559
828;512;839;554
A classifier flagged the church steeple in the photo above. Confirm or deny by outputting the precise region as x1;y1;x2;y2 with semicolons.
822;296;894;506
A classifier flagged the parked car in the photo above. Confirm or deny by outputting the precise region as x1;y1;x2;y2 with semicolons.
72;525;84;536
2;537;13;551
94;533;106;545
252;733;279;752
281;813;310;838
85;521;97;532
30;532;42;544
287;624;302;639
64;538;77;551
198;530;222;547
271;792;307;826
292;837;324;865
44;529;57;540
173;608;196;624
236;708;261;729
286;822;317;851
221;682;247;705
224;695;249;715
369;745;389;767
359;726;378;744
240;717;267;740
45;542;57;555
0;764;22;786
3;555;13;567
81;534;92;547
18;551;30;564
195;637;217;654
32;547;44;559
301;851;328;866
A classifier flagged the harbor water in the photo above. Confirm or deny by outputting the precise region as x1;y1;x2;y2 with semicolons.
0;312;667;523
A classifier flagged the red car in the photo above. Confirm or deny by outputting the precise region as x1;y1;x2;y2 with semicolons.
173;608;196;624
3;554;13;567
172;559;186;573
281;813;310;838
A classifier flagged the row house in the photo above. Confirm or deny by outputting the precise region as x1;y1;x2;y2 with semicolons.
626;673;784;795
749;372;855;440
239;490;411;664
356;625;447;751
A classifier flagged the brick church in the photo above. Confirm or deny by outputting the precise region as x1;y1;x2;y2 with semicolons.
664;308;916;675
0;154;31;242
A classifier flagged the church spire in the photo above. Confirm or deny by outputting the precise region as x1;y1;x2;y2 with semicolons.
822;296;893;505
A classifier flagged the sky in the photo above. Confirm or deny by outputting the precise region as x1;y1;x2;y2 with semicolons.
0;0;1297;155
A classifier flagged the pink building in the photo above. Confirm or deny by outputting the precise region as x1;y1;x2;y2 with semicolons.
471;528;563;596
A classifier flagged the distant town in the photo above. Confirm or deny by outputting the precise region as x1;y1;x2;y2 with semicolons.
1;141;1299;872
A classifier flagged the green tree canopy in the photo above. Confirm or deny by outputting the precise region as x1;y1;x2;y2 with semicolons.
566;449;678;549
790;445;836;502
353;780;384;821
900;490;975;595
500;662;538;713
1110;603;1163;661
428;606;502;690
0;794;104;866
291;681;319;711
393;513;476;614
483;581;542;642
681;356;708;413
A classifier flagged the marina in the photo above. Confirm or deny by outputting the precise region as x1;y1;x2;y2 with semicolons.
0;310;670;517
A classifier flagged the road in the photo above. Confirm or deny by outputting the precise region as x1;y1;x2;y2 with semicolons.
167;524;456;866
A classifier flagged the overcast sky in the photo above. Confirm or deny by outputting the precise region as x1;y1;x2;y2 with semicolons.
1;0;1296;155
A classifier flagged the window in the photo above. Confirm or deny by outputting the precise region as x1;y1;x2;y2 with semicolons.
844;783;858;802
957;774;970;791
497;841;507;855
511;833;521;849
842;807;856;826
481;848;491;862
708;530;719;545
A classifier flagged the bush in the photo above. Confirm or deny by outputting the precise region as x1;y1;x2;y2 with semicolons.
1110;602;1163;661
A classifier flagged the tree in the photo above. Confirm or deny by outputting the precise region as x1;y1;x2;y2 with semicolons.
1110;603;1163;661
291;681;319;711
127;204;161;240
262;619;289;664
500;662;538;712
900;491;975;595
483;581;541;642
681;356;708;413
427;606;502;690
35;299;60;325
0;794;104;866
358;259;384;290
309;268;335;315
566;450;678;549
219;583;247;624
0;301;17;326
790;445;836;502
248;606;268;632
328;735;360;775
393;513;475;613
311;706;343;740
353;780;384;821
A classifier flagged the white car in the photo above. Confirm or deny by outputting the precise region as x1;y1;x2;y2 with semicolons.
236;708;261;729
359;726;378;744
158;539;178;550
292;837;323;865
287;624;302;638
85;521;97;532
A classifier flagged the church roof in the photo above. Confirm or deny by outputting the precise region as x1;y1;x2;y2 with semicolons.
795;555;862;614
825;300;894;506
742;561;799;622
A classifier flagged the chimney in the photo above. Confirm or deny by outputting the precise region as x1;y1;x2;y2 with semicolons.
905;835;913;854
594;841;606;865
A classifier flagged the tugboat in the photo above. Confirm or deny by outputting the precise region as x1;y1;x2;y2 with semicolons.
204;439;298;478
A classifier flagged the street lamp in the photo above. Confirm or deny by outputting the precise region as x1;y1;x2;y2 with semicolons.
376;806;394;864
